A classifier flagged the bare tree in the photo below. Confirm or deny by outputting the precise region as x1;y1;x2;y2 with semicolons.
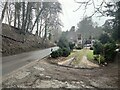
14;2;17;27
1;2;8;22
30;8;43;33
21;2;25;34
74;0;114;18
24;2;31;33
1;1;62;43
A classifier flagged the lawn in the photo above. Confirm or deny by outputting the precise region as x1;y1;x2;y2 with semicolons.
86;50;94;61
66;49;85;65
65;48;94;66
72;49;85;65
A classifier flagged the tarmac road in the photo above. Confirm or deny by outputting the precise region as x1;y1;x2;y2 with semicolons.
2;47;59;76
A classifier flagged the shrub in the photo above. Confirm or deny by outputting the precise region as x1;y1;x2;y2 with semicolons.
76;47;82;50
99;55;105;64
99;33;111;44
75;46;82;50
93;41;103;55
62;48;70;57
50;50;59;58
75;43;83;50
57;37;70;49
69;42;75;50
93;42;117;63
50;48;71;58
94;55;105;64
94;55;99;61
104;43;117;62
57;48;63;56
90;47;93;50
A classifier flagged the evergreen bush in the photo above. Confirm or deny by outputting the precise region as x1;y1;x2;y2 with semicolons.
62;48;70;57
50;50;59;58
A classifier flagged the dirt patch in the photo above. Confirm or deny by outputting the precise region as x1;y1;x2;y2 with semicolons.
2;56;119;89
75;56;99;68
58;57;75;66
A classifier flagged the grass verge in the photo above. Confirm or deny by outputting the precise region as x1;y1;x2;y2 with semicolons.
61;48;94;66
86;50;94;61
66;49;87;65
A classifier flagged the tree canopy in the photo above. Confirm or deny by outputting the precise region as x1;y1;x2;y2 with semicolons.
76;17;103;39
1;1;62;43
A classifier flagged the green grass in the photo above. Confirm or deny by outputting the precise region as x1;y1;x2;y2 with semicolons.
66;49;87;65
72;49;85;65
86;50;94;61
65;48;94;65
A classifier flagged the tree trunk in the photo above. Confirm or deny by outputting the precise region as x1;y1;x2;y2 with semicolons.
36;20;39;36
36;3;40;36
42;21;47;43
26;15;30;32
14;3;17;28
24;2;30;33
26;3;32;32
30;8;43;33
6;6;10;26
1;2;8;22
6;6;11;31
39;18;42;37
6;3;13;26
21;2;25;34
17;12;20;29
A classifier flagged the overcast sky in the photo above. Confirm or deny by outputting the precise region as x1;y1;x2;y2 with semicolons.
58;0;114;31
0;0;116;32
